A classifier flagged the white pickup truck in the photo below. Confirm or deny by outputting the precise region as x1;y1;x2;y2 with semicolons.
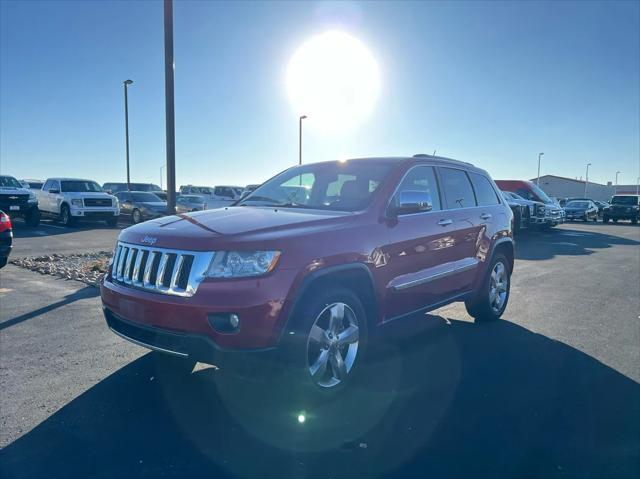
37;178;120;227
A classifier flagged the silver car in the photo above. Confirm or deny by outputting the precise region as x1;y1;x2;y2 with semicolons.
176;194;209;213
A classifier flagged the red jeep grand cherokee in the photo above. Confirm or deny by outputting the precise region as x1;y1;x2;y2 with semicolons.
101;156;514;390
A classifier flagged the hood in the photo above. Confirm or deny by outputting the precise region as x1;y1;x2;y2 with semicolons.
0;187;31;195
64;191;114;199
565;206;587;212
118;206;356;250
141;201;167;208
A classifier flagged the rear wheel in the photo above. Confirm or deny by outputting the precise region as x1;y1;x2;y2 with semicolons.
465;253;511;322
0;257;7;269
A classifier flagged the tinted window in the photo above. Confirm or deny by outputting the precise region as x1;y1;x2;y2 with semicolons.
440;168;477;209
131;193;162;202
115;192;131;201
392;166;441;212
43;180;52;190
61;180;102;192
50;180;60;191
470;173;500;206
611;196;639;205
0;176;23;188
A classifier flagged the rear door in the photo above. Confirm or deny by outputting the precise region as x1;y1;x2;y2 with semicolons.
435;167;482;293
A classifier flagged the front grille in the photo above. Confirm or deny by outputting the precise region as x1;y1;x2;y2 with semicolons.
84;198;112;207
110;241;214;297
0;194;29;206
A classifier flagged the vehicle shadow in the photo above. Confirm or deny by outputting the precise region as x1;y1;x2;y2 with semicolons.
0;285;99;331
515;226;640;261
1;317;638;479
9;218;124;239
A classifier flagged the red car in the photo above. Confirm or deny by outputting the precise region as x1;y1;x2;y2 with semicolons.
0;210;13;269
101;156;514;391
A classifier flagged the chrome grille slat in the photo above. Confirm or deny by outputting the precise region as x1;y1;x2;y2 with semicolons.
111;241;214;297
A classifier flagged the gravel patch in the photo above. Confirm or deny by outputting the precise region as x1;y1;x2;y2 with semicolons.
10;252;112;287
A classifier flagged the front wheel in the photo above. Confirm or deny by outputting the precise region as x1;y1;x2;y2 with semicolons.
283;286;368;393
59;204;75;227
465;253;511;322
132;209;143;224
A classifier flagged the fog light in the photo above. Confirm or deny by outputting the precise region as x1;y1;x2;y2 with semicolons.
208;313;240;333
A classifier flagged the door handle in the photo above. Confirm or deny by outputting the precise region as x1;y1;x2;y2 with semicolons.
438;219;453;226
480;213;492;220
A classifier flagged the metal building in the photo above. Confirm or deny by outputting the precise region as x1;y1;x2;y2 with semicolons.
533;175;616;202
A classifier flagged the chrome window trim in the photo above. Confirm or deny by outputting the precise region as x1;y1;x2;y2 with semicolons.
386;164;444;217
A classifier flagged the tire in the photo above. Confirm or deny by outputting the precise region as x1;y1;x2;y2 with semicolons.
465;253;511;323
59;204;75;227
613;218;618;223
603;216;609;223
512;209;521;235
132;209;143;224
632;217;638;225
25;209;41;227
106;217;118;227
282;286;368;394
0;257;7;269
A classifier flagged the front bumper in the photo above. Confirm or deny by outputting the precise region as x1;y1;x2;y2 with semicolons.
71;208;119;220
0;203;38;218
100;267;300;351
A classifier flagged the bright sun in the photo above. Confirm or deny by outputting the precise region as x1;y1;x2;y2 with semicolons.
286;31;380;131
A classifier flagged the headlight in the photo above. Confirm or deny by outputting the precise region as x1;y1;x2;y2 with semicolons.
206;251;280;278
28;192;37;202
71;199;83;207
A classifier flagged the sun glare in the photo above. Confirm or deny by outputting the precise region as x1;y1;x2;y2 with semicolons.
286;31;380;131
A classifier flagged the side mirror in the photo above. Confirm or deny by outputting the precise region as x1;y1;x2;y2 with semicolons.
49;189;60;194
395;190;433;215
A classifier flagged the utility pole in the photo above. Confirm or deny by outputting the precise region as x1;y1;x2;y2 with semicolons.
615;171;620;194
164;0;176;213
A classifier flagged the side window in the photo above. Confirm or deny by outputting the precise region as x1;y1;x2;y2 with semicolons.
392;166;441;212
439;168;477;209
50;180;60;192
470;173;500;206
516;188;533;201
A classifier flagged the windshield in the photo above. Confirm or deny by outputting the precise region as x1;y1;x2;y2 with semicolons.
528;183;554;203
61;180;102;192
566;201;589;208
0;175;24;189
131;192;162;202
131;183;161;192
238;161;394;211
611;196;638;205
182;195;205;203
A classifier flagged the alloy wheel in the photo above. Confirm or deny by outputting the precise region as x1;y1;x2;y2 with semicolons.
489;261;508;314
306;302;359;388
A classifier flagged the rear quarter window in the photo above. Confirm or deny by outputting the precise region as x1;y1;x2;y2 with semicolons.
470;173;500;206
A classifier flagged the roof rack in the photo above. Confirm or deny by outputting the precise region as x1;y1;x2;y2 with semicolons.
412;154;473;166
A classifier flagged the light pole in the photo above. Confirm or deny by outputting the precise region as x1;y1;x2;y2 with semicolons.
637;177;639;195
584;163;592;197
160;164;166;190
615;171;621;194
123;79;133;191
298;115;307;166
536;152;544;185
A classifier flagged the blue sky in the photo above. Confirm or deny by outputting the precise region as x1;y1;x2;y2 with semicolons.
1;0;638;187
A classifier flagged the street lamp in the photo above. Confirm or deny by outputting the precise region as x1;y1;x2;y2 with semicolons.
584;163;592;197
123;79;134;191
637;176;639;195
615;171;621;194
298;115;307;166
160;164;166;190
536;152;544;185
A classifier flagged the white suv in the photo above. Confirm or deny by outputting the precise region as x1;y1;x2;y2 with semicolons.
37;178;119;227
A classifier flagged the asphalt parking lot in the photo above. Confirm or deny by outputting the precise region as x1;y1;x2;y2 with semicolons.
1;222;639;478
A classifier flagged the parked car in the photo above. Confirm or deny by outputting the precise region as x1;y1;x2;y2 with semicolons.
564;200;599;222
501;192;526;233
37;178;119;227
102;156;514;392
176;194;209;213
500;190;547;229
603;195;640;224
0;210;12;268
0;175;40;227
153;191;168;201
114;191;168;224
103;182;162;194
242;184;261;196
495;180;564;227
179;185;214;195
21;179;45;190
